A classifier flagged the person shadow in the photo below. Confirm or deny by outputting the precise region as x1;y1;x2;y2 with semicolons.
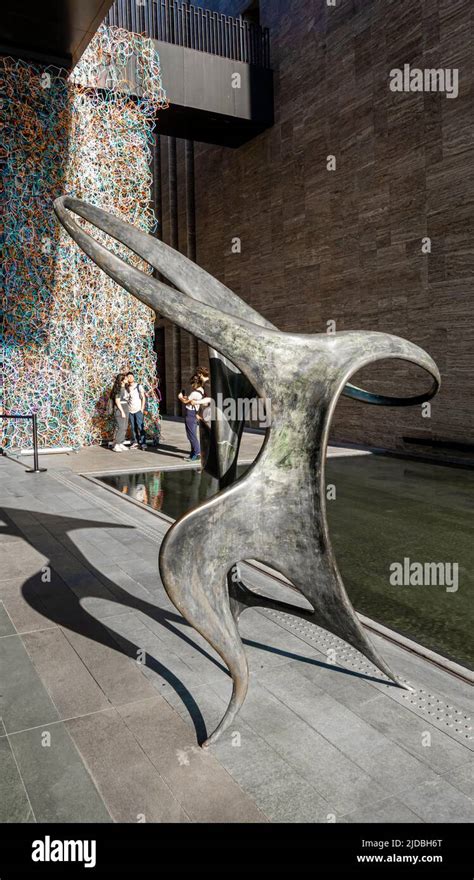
2;508;397;745
90;389;115;447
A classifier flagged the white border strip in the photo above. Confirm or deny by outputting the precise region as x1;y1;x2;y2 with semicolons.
358;613;473;684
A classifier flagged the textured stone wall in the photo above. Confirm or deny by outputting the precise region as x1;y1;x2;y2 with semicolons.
160;0;473;454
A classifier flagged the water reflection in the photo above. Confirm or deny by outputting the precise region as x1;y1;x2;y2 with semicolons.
98;457;473;669
100;465;249;520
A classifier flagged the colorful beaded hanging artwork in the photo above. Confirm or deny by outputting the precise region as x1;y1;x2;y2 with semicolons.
1;25;168;448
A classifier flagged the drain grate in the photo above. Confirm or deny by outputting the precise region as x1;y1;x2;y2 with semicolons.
262;608;473;746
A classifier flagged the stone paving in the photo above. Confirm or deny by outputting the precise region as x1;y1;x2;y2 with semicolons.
0;421;472;823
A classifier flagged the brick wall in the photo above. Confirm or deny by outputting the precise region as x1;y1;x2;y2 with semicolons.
159;0;474;454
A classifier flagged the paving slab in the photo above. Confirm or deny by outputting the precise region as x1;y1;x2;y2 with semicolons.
210;677;388;816
163;685;332;822
0;541;48;573
66;708;189;823
60;618;158;707
285;647;388;711
259;663;443;795
0;634;59;734
0;601;16;637
341;796;423;824
440;761;474;799
97;564;163;605
0;736;34;823
396;777;474;823
0;521;25;545
0;571;60;635
8;723;112;823
349;691;473;775
117;696;267;823
97;609;224;699
22;628;112;719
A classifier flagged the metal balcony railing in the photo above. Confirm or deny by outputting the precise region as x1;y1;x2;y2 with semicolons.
106;0;271;68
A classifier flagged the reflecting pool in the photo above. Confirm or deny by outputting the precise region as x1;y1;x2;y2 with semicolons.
97;456;473;669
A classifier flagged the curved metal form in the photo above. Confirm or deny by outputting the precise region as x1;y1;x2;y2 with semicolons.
54;196;441;747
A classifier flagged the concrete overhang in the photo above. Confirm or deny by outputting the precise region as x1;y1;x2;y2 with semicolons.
154;40;274;147
0;0;114;69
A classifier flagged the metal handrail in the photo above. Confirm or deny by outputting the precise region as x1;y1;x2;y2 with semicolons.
0;413;46;473
106;0;271;68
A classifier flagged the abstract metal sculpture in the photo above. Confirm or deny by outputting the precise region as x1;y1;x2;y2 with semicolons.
54;196;440;746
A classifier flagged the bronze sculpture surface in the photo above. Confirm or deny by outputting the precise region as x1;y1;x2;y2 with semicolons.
54;196;440;746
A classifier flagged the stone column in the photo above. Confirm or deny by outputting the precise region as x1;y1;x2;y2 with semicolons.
168;136;182;415
185;139;199;370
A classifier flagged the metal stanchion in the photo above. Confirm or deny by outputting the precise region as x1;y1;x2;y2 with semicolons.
0;413;47;473
27;414;47;473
